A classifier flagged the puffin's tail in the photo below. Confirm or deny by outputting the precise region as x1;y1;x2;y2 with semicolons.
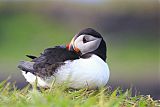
18;61;49;88
18;61;35;73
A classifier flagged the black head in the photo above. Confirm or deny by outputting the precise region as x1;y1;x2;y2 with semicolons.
67;28;107;61
76;28;102;38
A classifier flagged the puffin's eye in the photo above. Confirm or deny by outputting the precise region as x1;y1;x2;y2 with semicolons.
83;37;87;43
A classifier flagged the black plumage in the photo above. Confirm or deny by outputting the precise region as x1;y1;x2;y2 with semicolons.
18;46;79;78
26;55;37;59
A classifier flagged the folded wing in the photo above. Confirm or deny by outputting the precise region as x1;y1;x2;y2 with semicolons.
18;46;79;78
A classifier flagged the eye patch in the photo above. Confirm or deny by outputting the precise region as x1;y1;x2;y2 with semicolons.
83;37;88;43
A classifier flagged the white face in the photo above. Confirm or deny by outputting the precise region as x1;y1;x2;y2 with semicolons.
72;34;102;55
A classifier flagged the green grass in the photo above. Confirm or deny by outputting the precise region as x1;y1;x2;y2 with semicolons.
0;80;159;107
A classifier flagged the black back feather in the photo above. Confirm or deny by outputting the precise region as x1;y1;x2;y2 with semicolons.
31;46;79;78
26;55;37;59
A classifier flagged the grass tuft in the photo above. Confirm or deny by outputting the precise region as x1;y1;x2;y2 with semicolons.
0;80;159;107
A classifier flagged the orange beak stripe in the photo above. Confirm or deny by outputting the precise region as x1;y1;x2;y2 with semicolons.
66;37;80;53
66;43;70;50
66;37;74;51
74;46;80;53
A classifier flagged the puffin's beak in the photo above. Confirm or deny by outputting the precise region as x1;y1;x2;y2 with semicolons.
66;43;74;51
66;37;80;53
66;37;74;51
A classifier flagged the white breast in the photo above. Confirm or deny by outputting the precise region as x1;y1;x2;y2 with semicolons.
52;54;110;89
22;55;110;89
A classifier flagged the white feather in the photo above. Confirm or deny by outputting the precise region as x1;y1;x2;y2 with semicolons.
21;54;110;89
22;71;50;88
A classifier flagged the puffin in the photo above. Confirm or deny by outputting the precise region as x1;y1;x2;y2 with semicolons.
18;28;110;89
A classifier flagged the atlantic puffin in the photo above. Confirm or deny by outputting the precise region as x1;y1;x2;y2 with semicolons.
18;28;110;89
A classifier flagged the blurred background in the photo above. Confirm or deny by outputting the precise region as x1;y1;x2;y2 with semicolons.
0;0;159;99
